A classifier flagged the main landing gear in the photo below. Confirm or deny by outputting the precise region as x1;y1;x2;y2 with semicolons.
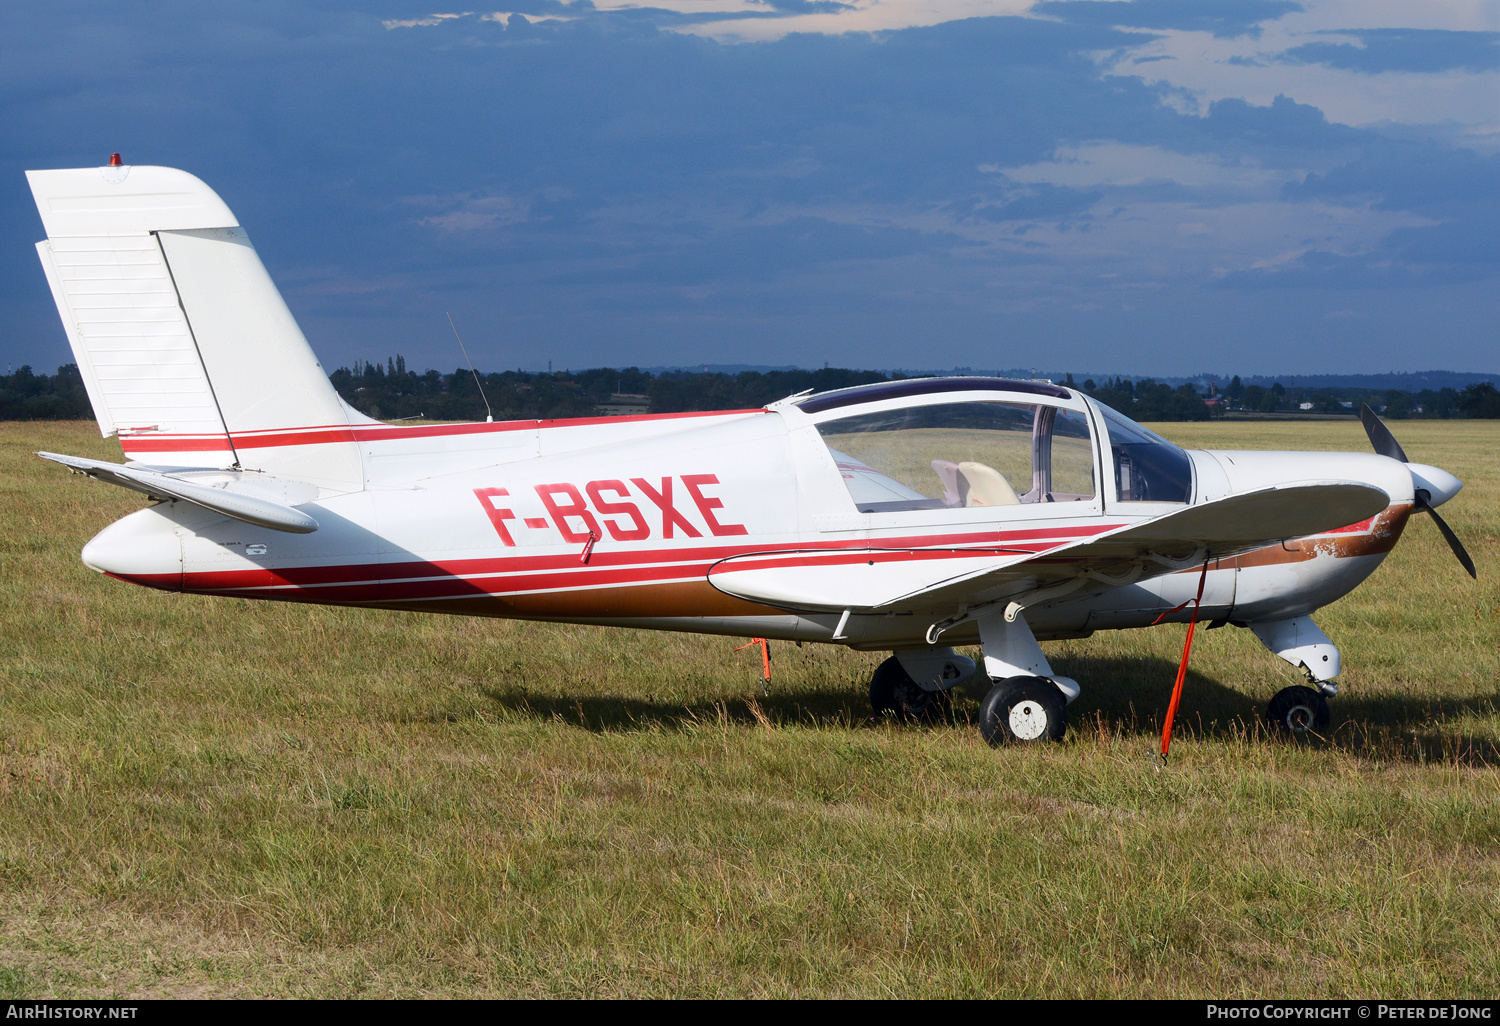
869;657;952;722
978;676;1068;745
869;647;977;723
869;610;1078;745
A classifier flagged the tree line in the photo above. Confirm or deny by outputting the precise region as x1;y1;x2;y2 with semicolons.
3;360;1498;423
1080;374;1500;420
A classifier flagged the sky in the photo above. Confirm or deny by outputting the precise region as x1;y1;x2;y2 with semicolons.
2;0;1497;377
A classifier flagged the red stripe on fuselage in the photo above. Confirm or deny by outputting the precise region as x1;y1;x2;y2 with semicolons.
117;409;766;456
162;523;1123;599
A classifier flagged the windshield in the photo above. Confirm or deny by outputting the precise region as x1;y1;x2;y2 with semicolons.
1096;403;1193;503
816;401;1095;513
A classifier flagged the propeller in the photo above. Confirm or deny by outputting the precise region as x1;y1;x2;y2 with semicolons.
1360;403;1476;579
1359;403;1409;463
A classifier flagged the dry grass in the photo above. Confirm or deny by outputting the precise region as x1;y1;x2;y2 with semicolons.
0;419;1496;998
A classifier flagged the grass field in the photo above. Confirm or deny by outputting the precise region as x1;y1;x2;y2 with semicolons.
0;419;1496;998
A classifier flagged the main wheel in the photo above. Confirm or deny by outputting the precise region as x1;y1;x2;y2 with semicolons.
1265;685;1331;734
870;656;953;723
979;676;1067;746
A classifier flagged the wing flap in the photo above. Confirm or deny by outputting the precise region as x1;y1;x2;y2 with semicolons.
38;452;319;533
707;548;1035;612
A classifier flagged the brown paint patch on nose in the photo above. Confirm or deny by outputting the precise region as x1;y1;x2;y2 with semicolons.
1223;502;1413;570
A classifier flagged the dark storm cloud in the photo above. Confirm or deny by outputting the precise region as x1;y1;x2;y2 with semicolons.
1280;29;1500;75
2;1;1495;374
1032;0;1302;39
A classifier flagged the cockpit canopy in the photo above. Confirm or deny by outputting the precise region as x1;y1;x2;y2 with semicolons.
795;377;1194;512
816;400;1095;512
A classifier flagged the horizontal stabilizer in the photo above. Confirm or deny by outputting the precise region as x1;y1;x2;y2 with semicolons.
707;481;1390;614
38;452;319;534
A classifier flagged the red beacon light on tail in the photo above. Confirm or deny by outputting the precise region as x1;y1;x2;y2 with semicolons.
108;153;123;167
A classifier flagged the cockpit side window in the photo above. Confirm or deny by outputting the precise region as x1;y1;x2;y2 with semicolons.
1032;408;1096;502
1096;403;1193;503
815;401;1096;513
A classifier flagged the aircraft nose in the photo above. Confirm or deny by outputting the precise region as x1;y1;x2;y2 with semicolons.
81;508;183;589
1408;463;1463;508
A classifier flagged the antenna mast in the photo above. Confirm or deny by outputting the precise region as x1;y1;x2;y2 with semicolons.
448;312;493;423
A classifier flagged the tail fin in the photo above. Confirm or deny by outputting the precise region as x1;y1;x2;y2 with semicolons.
28;163;366;492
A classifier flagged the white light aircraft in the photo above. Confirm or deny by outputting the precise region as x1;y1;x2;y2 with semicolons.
26;162;1477;745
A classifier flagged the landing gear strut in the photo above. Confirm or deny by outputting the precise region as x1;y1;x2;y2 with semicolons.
1265;685;1331;734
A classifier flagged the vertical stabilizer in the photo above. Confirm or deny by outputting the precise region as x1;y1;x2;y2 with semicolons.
28;164;364;492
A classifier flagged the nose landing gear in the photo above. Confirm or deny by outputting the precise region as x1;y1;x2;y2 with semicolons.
1250;616;1340;735
1265;684;1332;734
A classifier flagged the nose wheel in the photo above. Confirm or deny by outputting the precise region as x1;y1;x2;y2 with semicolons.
1265;685;1331;735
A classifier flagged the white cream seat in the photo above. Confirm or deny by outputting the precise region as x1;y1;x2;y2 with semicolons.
958;461;1020;507
930;459;962;506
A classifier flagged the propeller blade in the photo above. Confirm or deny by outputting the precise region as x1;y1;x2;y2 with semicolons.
1416;494;1477;579
1360;403;1410;463
1358;406;1473;577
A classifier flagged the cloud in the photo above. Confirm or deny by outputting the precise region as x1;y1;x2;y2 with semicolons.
4;1;1497;376
1213;240;1500;290
383;12;474;29
589;216;977;286
1032;0;1302;40
1284;143;1500;218
416;193;532;231
1197;93;1359;153
1280;29;1500;75
961;184;1102;223
1219;141;1500;289
750;0;853;14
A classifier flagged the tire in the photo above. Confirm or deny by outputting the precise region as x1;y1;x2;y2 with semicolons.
979;676;1067;746
1265;685;1331;735
870;656;953;723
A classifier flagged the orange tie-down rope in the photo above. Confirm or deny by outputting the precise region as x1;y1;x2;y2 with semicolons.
732;637;772;691
1150;559;1211;764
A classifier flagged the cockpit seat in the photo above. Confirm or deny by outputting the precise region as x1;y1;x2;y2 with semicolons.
957;461;1020;507
930;459;962;506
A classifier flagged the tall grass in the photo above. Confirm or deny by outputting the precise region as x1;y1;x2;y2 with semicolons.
0;420;1495;997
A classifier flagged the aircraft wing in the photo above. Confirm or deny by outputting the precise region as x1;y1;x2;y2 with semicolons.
37;452;320;533
706;480;1389;614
